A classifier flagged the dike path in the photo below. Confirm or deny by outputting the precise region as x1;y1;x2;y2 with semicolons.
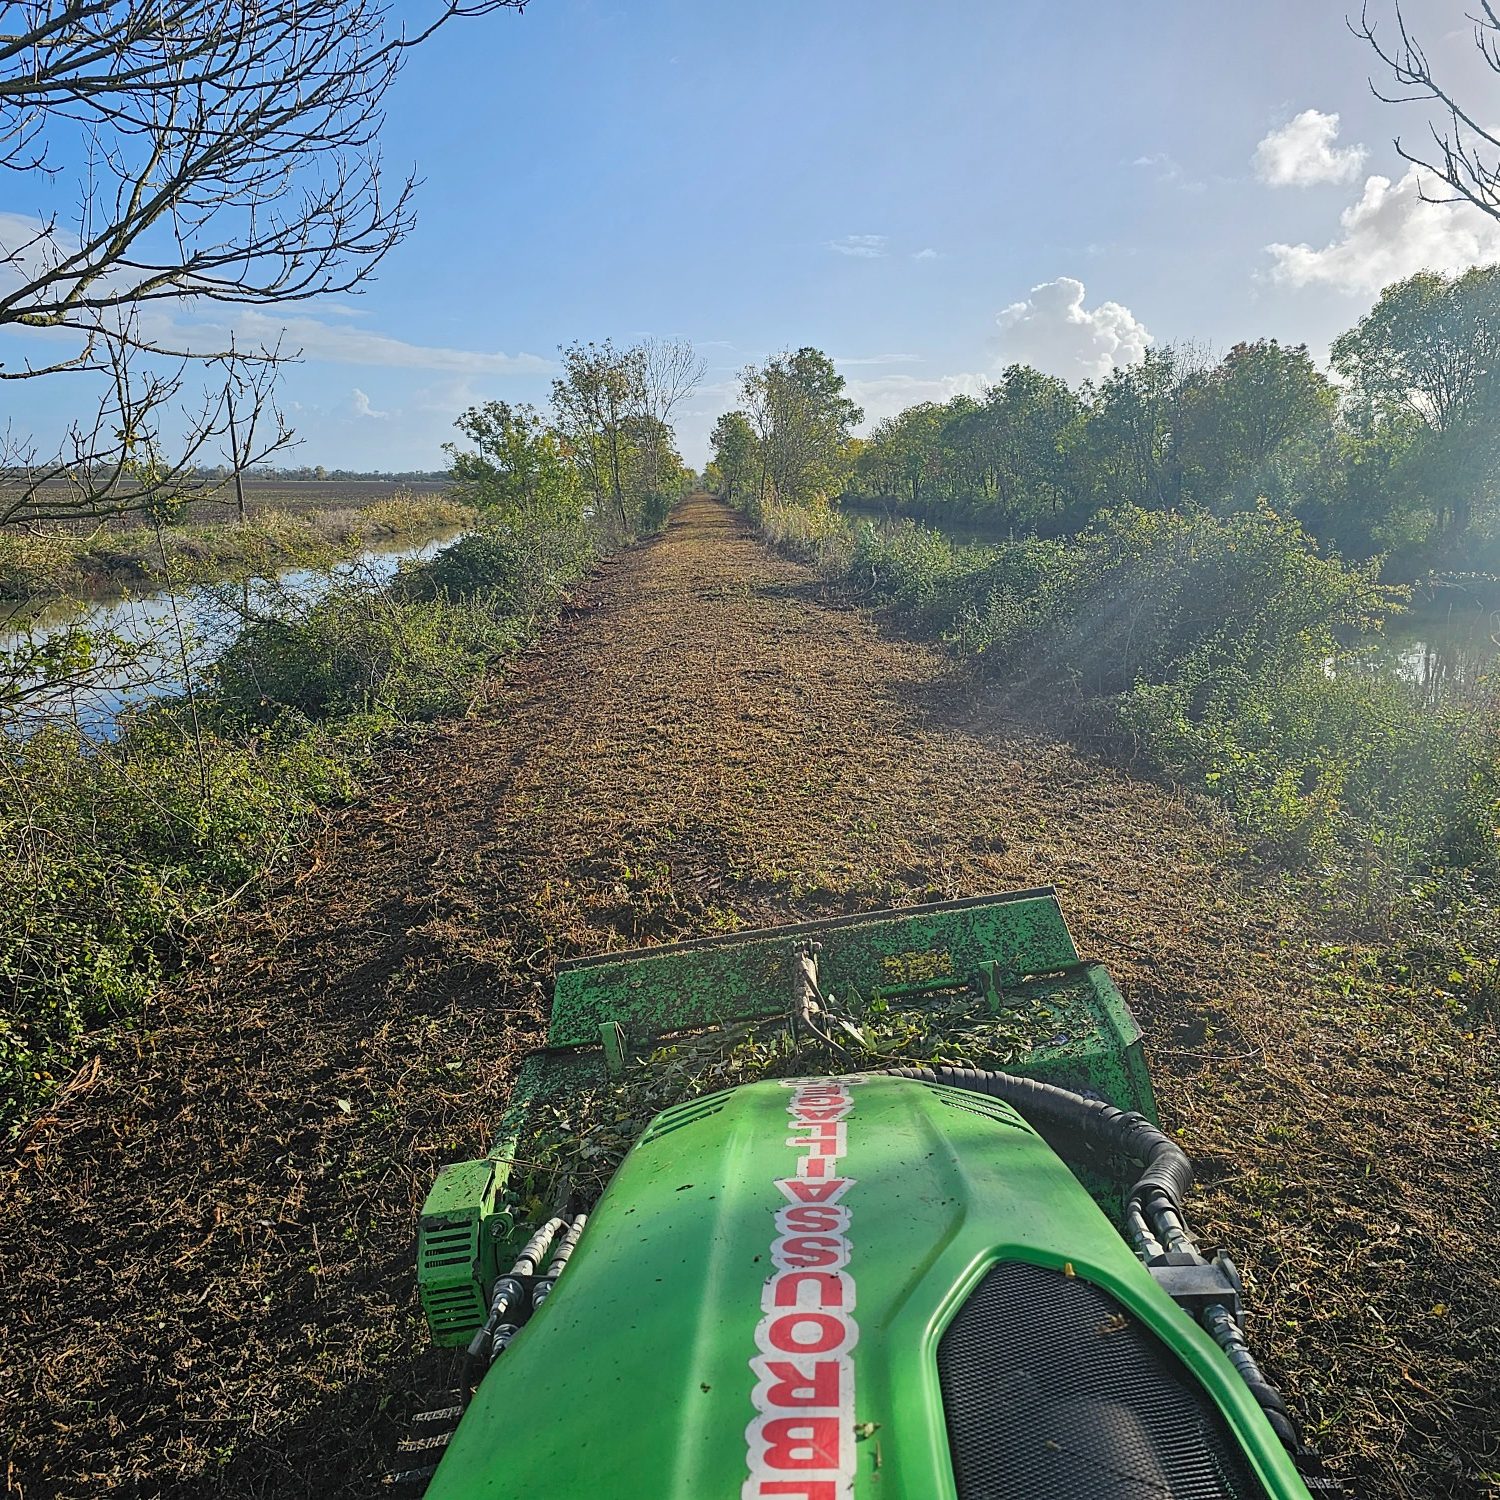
3;495;1495;1498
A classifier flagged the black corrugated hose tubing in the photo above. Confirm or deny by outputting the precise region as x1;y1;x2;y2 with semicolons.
881;1065;1194;1228
882;1065;1333;1486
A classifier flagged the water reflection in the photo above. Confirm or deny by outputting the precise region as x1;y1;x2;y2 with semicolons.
2;531;461;739
1345;592;1499;709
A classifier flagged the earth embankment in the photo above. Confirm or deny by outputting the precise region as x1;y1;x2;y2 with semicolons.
3;495;1494;1497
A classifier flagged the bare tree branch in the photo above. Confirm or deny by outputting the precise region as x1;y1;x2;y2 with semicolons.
1355;1;1500;217
0;0;528;524
641;337;707;424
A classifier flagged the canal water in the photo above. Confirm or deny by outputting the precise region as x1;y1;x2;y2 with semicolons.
1340;589;1498;708
2;531;462;739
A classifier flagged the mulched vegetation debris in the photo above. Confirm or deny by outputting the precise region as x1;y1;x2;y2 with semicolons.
2;496;1495;1498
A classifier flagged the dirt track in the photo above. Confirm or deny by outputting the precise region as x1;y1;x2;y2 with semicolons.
4;496;1497;1498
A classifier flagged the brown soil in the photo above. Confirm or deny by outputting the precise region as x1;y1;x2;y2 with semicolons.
3;496;1496;1498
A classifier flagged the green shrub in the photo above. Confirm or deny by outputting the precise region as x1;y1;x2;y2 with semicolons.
1002;503;1387;697
214;512;599;727
641;490;675;534
845;521;1065;644
399;512;597;610
215;583;519;724
1117;664;1500;871
0;719;363;1125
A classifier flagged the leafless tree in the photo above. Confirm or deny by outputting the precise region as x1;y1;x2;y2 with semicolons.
638;337;705;499
640;338;708;426
0;0;528;524
1356;2;1500;220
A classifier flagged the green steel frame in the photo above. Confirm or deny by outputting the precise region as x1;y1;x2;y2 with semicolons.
417;887;1157;1348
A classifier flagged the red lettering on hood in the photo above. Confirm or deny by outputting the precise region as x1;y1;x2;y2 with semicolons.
763;1359;842;1408
745;1080;862;1500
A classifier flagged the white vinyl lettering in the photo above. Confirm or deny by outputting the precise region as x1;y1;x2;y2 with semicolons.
744;1081;859;1500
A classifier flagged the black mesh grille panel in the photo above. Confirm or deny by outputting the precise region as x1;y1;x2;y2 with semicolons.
937;1261;1270;1500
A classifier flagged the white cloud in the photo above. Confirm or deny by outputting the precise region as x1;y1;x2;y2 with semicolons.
1265;166;1500;292
846;372;989;426
993;276;1153;382
1131;152;1206;192
219;310;554;375
913;247;939;261
1254;109;1367;187
831;352;921;367
349;387;388;420
827;234;888;258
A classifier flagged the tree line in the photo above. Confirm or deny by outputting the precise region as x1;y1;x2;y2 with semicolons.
446;337;703;534
709;267;1500;579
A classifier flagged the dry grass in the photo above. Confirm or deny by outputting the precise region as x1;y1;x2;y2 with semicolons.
0;493;474;601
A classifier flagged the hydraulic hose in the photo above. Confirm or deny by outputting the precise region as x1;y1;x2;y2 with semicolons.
1202;1304;1300;1453
531;1211;590;1311
466;1215;569;1368
881;1065;1194;1243
884;1066;1315;1471
510;1216;568;1277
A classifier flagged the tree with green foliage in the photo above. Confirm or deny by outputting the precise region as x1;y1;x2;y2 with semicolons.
1071;347;1196;513
740;348;863;507
445;402;580;523
1332;266;1500;556
1176;340;1339;517
964;368;1082;527
734;268;1500;577
709;411;759;504
551;340;644;531
860;402;950;507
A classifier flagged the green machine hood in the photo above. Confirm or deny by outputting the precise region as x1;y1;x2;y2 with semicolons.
423;1075;1311;1500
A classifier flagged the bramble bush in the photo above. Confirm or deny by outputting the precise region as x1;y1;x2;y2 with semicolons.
214;513;599;727
399;510;598;611
215;584;521;725
0;718;365;1117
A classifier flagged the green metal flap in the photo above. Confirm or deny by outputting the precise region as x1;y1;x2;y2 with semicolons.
548;888;1077;1047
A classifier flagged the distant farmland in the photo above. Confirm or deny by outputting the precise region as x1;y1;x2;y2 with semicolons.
200;478;453;521
15;476;453;531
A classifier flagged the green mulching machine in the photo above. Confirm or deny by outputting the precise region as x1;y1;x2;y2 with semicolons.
398;887;1336;1499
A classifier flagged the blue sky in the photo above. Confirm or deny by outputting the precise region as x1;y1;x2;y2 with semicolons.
4;0;1498;470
